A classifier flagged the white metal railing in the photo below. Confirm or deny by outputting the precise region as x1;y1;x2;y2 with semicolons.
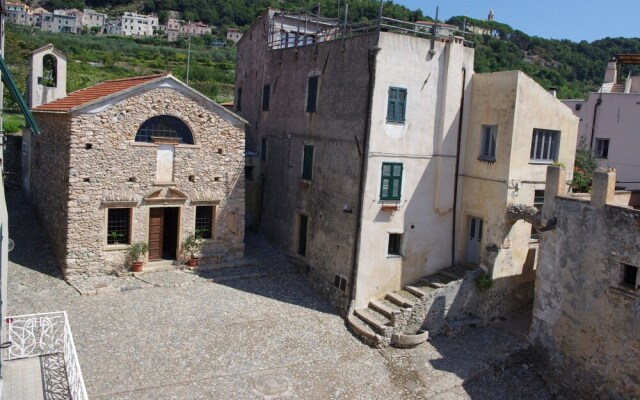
3;311;89;400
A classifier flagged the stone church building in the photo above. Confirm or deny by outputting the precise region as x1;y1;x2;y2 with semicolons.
25;45;246;277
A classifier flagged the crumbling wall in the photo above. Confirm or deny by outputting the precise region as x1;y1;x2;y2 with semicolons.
531;167;640;399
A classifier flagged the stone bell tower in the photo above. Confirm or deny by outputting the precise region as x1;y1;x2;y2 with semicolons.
27;44;67;108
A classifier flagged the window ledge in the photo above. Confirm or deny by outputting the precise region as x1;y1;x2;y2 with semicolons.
298;179;312;189
386;120;406;125
386;254;403;259
154;181;177;187
529;160;555;165
477;156;496;163
104;244;129;251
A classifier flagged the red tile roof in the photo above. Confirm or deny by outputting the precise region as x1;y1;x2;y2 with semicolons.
33;73;169;112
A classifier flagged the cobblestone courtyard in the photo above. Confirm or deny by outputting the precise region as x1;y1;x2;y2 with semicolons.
5;191;552;399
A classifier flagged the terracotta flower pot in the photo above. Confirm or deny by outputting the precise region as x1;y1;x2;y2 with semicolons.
187;257;199;268
132;261;144;273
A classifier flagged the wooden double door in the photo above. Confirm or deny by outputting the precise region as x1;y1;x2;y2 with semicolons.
148;207;180;261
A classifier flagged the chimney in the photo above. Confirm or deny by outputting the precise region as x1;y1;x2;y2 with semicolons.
603;58;618;84
549;87;557;98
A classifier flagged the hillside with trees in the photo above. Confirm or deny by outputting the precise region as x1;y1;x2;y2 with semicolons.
4;2;640;112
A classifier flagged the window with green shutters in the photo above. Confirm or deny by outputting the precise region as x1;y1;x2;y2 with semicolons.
307;76;319;112
380;162;403;200
387;87;407;123
302;145;314;180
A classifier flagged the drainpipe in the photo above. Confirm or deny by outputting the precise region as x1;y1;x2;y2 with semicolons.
589;95;603;151
348;45;381;312
451;67;466;267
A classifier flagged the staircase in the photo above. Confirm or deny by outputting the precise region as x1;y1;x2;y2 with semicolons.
610;83;626;93
347;265;482;347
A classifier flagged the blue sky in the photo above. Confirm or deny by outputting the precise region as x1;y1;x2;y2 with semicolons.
396;0;640;42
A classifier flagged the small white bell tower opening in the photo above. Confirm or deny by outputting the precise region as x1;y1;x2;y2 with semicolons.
28;44;67;108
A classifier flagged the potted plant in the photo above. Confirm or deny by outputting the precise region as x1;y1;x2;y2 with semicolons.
128;242;149;273
181;233;204;268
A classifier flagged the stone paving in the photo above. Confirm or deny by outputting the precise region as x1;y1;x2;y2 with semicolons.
5;191;554;399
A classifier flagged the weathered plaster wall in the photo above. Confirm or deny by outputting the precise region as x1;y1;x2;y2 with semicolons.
355;35;475;307
237;21;377;311
532;169;640;399
29;113;71;272
563;93;640;190
33;87;244;277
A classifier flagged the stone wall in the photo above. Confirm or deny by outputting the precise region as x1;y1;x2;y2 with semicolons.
3;134;23;191
531;168;640;399
29;113;72;273
236;20;378;312
32;87;245;277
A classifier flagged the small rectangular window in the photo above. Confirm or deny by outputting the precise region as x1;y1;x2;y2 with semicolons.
622;264;638;289
107;208;131;245
261;138;268;162
195;206;214;239
245;166;255;181
534;190;545;210
380;162;403;201
387;87;407;123
307;76;318;112
262;84;270;111
595;138;609;159
530;129;560;162
236;87;242;111
302;145;314;180
479;125;497;160
388;233;402;256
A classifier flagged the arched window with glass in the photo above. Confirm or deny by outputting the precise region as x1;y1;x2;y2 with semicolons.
134;115;194;144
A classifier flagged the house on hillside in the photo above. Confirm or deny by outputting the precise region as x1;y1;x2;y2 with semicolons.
235;9;578;337
562;54;640;190
23;45;246;278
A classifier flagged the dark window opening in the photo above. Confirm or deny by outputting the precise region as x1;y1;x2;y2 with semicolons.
334;274;347;292
595;138;609;159
195;206;214;239
298;214;308;257
41;54;57;87
306;76;318;112
245;166;255;180
388;233;402;256
262;84;270;111
85;143;93;150
302;145;314;180
261;138;268;162
107;208;131;245
236;87;242;111
622;264;638;289
135;115;194;144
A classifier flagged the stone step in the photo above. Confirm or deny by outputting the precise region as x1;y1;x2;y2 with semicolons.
346;313;381;346
369;299;402;319
354;308;391;334
408;280;440;295
420;273;457;288
386;290;419;308
405;285;428;298
439;265;469;280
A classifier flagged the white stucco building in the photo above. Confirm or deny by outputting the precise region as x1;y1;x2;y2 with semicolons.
562;54;640;190
236;9;578;336
119;12;158;36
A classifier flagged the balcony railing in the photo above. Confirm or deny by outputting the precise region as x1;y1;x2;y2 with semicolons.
3;311;89;400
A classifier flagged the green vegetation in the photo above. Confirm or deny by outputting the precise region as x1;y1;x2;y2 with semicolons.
572;139;599;193
4;2;640;106
475;272;492;291
4;25;236;102
2;114;25;133
449;16;640;99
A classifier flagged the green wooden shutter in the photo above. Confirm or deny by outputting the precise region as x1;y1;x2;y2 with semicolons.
397;89;406;122
302;145;314;180
298;215;308;256
307;76;318;112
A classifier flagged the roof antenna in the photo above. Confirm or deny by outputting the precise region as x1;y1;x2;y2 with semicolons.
429;6;438;56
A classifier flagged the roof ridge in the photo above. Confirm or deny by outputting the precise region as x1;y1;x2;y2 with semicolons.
100;73;169;83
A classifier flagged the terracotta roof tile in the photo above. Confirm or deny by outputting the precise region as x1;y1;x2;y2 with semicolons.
33;73;169;112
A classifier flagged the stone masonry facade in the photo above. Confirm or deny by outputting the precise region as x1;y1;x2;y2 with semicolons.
31;85;245;277
531;167;640;399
